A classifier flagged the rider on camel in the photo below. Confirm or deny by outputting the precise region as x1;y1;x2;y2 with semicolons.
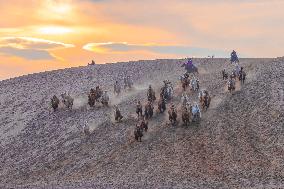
136;100;143;117
228;75;236;87
147;85;156;102
101;91;109;105
170;103;176;113
114;81;121;95
114;106;123;121
96;85;103;96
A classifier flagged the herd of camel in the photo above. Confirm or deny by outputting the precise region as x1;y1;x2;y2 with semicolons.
49;58;246;142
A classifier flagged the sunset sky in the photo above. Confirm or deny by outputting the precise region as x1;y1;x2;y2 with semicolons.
1;0;284;80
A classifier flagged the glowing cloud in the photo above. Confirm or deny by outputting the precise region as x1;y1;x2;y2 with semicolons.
38;26;73;35
0;37;75;49
83;42;227;57
0;37;75;60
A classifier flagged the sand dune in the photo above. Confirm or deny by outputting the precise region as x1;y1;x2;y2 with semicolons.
0;58;283;188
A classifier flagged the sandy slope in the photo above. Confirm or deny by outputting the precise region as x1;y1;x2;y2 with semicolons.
0;58;283;188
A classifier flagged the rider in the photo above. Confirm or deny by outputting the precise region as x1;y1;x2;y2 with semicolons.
231;50;239;64
235;64;241;75
196;77;200;89
51;95;60;110
161;80;168;99
90;88;95;95
184;72;189;78
144;100;153;119
201;90;208;97
181;93;189;106
147;85;156;102
202;90;210;105
191;75;199;90
83;121;90;135
95;85;102;93
115;106;123;121
136;100;143;117
95;86;102;98
123;76;128;89
126;75;133;88
222;69;228;80
239;67;244;75
192;103;201;117
101;91;109;104
114;81;121;95
231;50;236;57
170;103;176;113
228;75;236;88
187;58;193;67
52;95;59;102
140;116;148;131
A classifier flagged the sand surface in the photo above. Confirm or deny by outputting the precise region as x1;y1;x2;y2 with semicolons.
0;58;283;188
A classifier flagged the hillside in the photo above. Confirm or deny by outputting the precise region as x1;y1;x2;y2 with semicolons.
0;58;283;188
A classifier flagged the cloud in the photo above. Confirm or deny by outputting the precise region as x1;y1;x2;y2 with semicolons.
83;42;227;57
0;47;54;60
0;37;74;50
0;37;74;60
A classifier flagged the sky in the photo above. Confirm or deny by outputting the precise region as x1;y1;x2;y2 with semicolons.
0;0;284;80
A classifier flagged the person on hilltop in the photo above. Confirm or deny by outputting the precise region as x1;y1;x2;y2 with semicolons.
230;50;239;64
181;58;199;74
88;60;96;66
